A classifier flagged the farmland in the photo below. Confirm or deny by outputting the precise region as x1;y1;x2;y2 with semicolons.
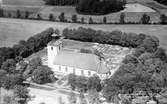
2;0;45;6
2;0;166;23
0;18;167;50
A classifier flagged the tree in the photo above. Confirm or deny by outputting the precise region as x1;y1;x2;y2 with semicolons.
76;0;125;15
16;10;21;18
68;74;77;90
25;11;29;19
37;14;42;20
49;13;55;21
8;12;12;18
154;47;167;62
55;29;60;35
79;92;87;104
87;75;102;92
29;57;42;69
32;65;55;84
102;50;167;103
87;89;100;104
14;85;30;104
3;95;18;104
68;91;77;104
2;74;24;89
81;17;84;23
120;13;125;24
0;8;4;17
59;12;65;22
103;16;107;24
72;14;78;23
1;59;16;73
160;14;167;24
140;36;159;53
16;61;28;74
89;17;93;24
140;14;150;24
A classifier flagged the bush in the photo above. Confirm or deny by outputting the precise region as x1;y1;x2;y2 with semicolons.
103;17;107;24
89;17;93;24
37;14;42;20
72;14;78;23
16;10;21;18
25;11;29;19
81;17;85;23
49;13;55;21
0;8;4;17
140;14;150;24
32;65;55;84
160;14;167;24
120;13;125;24
59;12;66;22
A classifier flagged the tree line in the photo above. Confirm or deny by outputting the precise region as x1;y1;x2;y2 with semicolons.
154;0;167;5
1;8;167;24
62;27;147;48
43;0;79;5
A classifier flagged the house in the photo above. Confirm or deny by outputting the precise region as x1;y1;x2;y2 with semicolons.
47;37;109;78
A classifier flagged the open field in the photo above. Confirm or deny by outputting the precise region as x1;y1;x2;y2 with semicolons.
0;18;167;50
1;0;163;23
2;0;45;6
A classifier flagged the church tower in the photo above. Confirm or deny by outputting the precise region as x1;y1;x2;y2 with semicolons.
47;33;63;67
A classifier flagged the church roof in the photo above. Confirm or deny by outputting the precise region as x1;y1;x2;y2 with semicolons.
53;50;109;74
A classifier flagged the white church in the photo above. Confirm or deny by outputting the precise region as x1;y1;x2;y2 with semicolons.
47;35;109;78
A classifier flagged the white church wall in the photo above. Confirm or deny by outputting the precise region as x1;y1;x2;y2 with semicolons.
51;64;99;77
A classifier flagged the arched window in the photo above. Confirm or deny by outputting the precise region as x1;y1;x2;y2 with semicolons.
88;71;91;76
59;45;61;50
65;67;68;72
59;66;61;71
81;70;84;75
51;47;53;50
73;68;75;74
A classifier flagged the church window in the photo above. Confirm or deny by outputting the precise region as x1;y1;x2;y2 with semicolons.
73;68;75;74
88;71;91;76
65;67;68;72
59;46;61;50
59;66;61;71
81;70;84;75
51;47;53;50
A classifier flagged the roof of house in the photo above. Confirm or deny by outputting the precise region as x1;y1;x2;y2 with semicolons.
53;50;109;74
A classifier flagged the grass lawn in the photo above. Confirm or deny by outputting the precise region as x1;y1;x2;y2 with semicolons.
0;18;167;51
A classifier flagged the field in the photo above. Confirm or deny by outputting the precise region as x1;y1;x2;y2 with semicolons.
2;0;45;6
0;18;167;50
38;5;160;23
0;18;55;47
2;0;165;23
